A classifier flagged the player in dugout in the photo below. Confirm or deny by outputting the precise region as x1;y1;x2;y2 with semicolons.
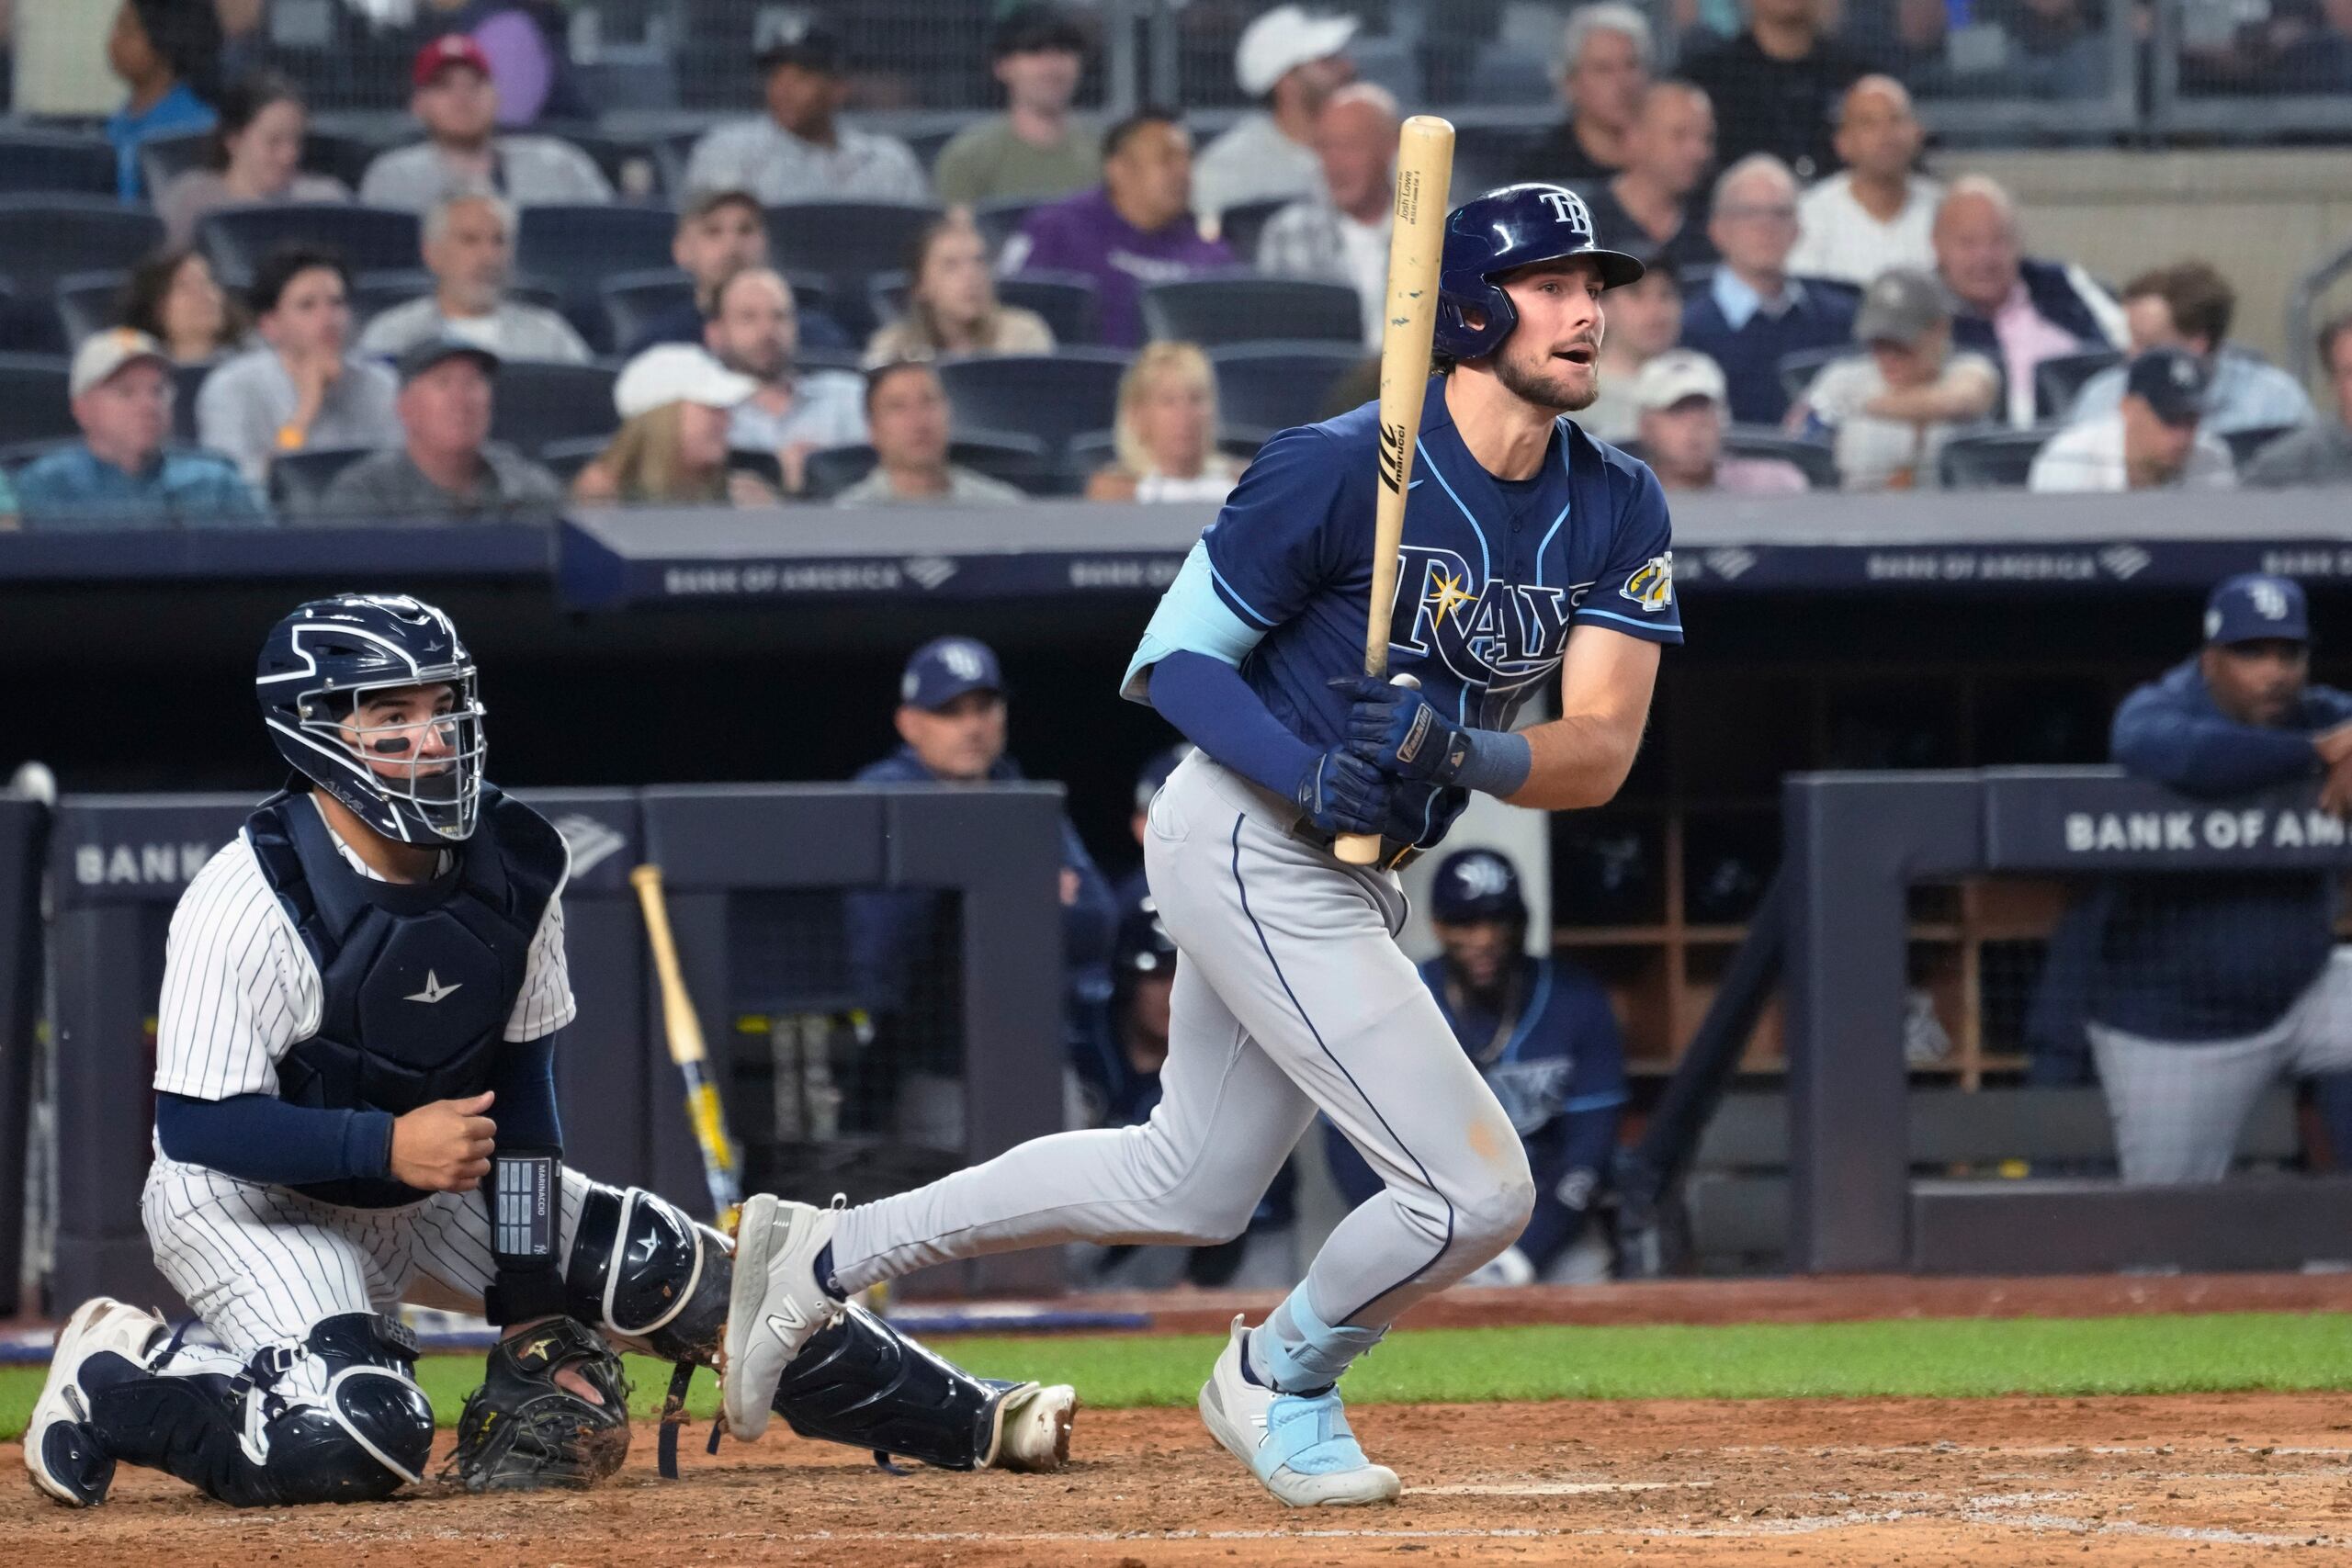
26;594;1078;1510
1323;849;1628;1284
2069;574;2352;1182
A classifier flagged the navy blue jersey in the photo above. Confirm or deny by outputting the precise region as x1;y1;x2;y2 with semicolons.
1127;378;1680;762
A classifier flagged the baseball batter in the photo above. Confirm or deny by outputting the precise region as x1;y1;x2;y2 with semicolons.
730;184;1680;1506
27;593;1075;1509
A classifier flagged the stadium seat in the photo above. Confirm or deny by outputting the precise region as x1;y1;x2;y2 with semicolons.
0;127;119;197
268;446;377;516
537;434;608;484
541;130;670;200
1208;342;1367;437
762;201;943;338
865;268;1102;348
0;436;74;471
800;432;1051;501
1453;124;1544;193
1776;344;1860;410
969;197;1040;254
935;350;1128;468
198;203;421;288
1214;198;1290;263
488;360;619;452
0;355;78;447
1723;427;1841;490
0;198;164;292
1939;426;2056;489
54;271;128;346
516;205;678;310
1141;276;1363;347
172;361;211;444
136;130;216;199
601;269;695;353
2223;423;2297;468
2033;348;2122;421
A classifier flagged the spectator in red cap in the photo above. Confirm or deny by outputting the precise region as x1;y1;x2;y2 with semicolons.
357;34;611;213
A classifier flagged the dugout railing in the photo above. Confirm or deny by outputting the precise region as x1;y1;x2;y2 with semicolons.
1783;767;2352;1275
20;784;1066;1314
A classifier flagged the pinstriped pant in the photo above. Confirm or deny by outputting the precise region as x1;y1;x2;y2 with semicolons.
142;1155;596;1356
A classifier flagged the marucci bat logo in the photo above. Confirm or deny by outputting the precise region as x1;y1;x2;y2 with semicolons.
1378;421;1409;493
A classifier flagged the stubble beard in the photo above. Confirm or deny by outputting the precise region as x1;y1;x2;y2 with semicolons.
1495;341;1600;414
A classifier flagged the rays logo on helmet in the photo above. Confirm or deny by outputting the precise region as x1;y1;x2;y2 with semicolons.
1534;188;1594;237
1622;553;1674;613
1452;852;1514;901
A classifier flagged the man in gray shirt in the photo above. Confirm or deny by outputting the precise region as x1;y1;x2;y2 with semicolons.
2245;314;2352;488
836;363;1023;506
686;265;866;491
358;33;613;212
357;191;591;363
320;339;565;522
196;246;401;484
684;20;928;206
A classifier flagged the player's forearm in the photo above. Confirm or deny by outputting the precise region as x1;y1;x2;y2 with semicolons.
1148;649;1320;799
154;1091;394;1186
1505;711;1646;810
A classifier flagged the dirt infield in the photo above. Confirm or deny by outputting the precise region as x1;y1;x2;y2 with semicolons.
8;1391;2349;1567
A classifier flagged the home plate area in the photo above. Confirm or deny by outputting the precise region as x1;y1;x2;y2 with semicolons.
10;1393;2349;1567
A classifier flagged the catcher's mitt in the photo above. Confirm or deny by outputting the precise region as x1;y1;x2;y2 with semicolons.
446;1318;632;1493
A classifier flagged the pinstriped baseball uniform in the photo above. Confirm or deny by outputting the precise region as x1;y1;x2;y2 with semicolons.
145;793;575;1350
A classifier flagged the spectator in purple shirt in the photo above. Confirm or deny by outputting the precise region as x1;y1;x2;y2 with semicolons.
999;108;1233;348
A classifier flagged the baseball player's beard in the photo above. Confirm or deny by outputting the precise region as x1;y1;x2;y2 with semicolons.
1493;343;1600;415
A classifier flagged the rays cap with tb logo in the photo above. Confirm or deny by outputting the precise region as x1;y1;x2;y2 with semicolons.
2204;573;2308;646
900;636;1005;709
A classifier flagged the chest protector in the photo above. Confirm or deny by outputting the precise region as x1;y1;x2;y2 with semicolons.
246;784;565;1206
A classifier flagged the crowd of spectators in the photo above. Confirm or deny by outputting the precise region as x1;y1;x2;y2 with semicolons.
2;0;2346;532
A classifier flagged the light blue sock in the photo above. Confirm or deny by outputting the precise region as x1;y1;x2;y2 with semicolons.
1246;1282;1386;1395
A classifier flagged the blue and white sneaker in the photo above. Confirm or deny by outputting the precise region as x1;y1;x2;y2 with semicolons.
1197;1314;1399;1506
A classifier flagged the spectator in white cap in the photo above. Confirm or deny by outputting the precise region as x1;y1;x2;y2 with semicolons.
356;190;591;364
572;345;778;507
1790;267;1997;490
1634;349;1810;495
1192;4;1359;223
16;329;262;529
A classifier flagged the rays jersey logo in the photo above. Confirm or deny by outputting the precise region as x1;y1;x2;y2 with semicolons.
1622;552;1674;613
1386;545;1586;702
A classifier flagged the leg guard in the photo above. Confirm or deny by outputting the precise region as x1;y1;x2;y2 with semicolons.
769;1303;1021;1472
564;1180;729;1363
80;1314;435;1507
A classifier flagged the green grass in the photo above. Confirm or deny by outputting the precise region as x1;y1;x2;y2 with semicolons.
6;1313;2349;1441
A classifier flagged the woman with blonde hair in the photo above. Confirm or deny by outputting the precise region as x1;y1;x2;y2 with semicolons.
865;215;1056;367
572;346;779;506
1086;341;1243;502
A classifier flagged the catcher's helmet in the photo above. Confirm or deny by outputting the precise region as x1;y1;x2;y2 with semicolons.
1433;183;1646;362
1430;848;1530;927
256;593;486;844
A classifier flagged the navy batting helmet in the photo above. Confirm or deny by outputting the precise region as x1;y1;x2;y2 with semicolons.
1433;183;1646;362
256;594;485;844
1430;848;1529;926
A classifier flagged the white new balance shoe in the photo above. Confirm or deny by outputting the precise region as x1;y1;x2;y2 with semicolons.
1197;1315;1399;1507
986;1382;1080;1472
25;1298;164;1507
721;1193;844;1441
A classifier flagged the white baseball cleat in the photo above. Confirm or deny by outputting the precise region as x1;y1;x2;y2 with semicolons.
721;1193;844;1441
1197;1315;1399;1507
987;1382;1080;1473
24;1298;164;1507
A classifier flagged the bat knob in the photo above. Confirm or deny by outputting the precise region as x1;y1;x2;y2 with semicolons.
1391;673;1421;692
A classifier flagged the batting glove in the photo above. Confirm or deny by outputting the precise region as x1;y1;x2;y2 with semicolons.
1341;674;1472;785
1294;746;1395;837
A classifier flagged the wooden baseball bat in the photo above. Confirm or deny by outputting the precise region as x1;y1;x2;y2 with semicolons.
1337;113;1455;867
629;863;743;1233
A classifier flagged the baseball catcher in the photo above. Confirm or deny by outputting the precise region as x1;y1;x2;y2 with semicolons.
26;592;1076;1508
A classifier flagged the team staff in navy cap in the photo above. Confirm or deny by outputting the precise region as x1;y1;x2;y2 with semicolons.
1325;849;1628;1282
2077;575;2352;1182
846;637;1117;1134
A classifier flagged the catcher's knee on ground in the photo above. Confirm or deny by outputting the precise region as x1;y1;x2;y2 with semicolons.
79;1313;435;1507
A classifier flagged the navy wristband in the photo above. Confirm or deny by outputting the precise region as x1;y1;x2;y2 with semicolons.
1453;729;1532;797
